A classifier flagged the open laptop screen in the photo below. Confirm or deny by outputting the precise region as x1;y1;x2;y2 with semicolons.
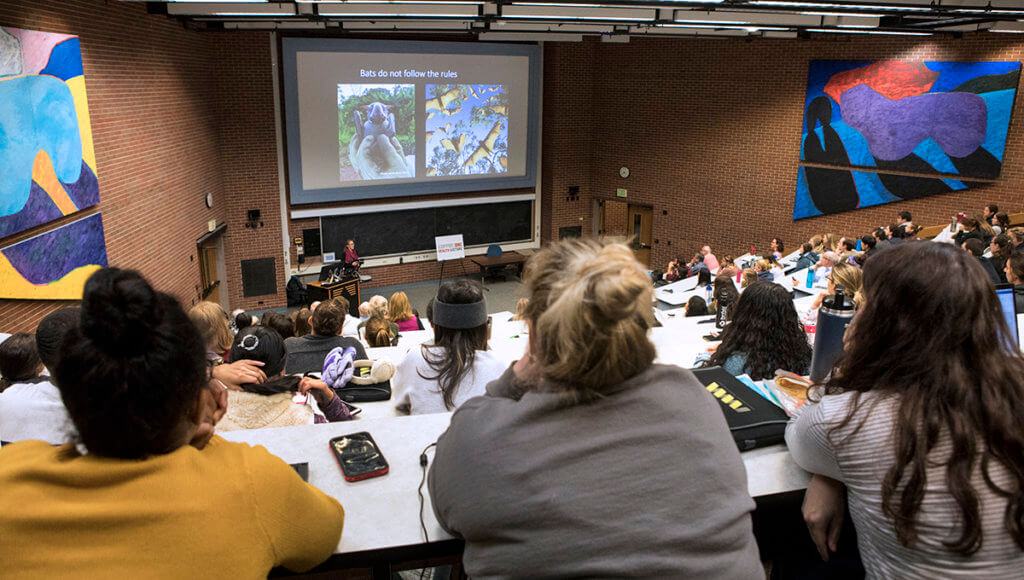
995;284;1019;349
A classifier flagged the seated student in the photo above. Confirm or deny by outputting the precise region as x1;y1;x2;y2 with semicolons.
284;300;367;374
754;258;774;282
787;243;1024;577
717;255;739;279
796;251;840;289
954;216;985;247
712;274;740;324
896;210;912;230
990;234;1014;284
0;310;79;445
0;268;343;576
700;281;812;380
393;280;505;415
684;296;709;317
822;232;839;253
293;307;312;337
701;245;720;271
993;212;1010;235
510;297;529;321
233;309;254;333
0;333;41;393
975;213;997;245
357;295;400;338
873;227;891;250
189;301;234;361
964;238;1001;285
1011;227;1024;252
687;253;708;277
364;315;395;348
983;203;998;224
859;235;878;259
765;254;785;281
795;242;819;271
809;262;864;314
740;267;758;288
429;239;761;578
837;237;857;259
217;326;350;431
261;310;294;340
389;291;422;332
665;257;684;282
886;223;907;245
1004;250;1024;311
770;237;785;260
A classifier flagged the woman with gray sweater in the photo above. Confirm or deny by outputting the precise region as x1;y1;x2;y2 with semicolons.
429;238;761;579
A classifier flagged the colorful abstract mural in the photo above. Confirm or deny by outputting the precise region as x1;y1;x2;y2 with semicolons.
0;27;106;299
0;213;107;300
0;27;100;237
795;60;1020;219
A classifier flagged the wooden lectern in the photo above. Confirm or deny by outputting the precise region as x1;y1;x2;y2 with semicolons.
305;276;360;317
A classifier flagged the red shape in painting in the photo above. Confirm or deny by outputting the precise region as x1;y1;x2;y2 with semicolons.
824;61;939;104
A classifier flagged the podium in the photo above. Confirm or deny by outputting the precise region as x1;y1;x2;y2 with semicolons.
306;276;360;317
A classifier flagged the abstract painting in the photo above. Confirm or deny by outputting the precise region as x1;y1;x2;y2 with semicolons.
0;213;107;300
425;84;508;177
0;27;101;238
795;60;1020;219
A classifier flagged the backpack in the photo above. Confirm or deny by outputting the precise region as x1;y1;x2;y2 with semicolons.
286;275;307;307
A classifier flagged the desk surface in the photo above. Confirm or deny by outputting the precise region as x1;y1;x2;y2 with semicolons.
469;252;526;267
222;413;809;557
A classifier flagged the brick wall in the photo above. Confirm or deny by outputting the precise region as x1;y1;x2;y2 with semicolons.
0;1;227;333
545;34;1024;270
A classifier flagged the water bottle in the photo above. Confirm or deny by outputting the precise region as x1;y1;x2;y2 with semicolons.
809;286;856;382
705;284;713;304
805;268;815;289
856;238;862;251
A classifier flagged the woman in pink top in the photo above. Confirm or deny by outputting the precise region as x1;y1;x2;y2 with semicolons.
343;239;359;269
389;291;421;332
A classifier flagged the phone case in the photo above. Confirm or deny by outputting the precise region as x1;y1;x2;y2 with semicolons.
329;432;390;482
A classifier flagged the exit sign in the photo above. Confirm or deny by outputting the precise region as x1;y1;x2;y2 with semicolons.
616;188;627;197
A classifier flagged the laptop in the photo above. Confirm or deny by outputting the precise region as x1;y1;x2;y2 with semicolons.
995;284;1020;349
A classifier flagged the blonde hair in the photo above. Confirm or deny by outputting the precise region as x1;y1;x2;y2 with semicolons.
822;233;838;252
522;238;655;397
809;235;823;253
511;297;530;321
188;301;233;355
368;295;389;319
741;268;758;288
365;316;393;348
829;262;864;309
754;259;770;272
388;291;414;322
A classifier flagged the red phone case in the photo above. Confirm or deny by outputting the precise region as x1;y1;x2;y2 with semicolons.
329;432;390;482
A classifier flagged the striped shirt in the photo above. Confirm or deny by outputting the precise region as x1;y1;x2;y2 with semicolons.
786;391;1024;579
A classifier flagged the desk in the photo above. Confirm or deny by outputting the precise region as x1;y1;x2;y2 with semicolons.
223;413;809;576
653;276;701;306
470;252;526;284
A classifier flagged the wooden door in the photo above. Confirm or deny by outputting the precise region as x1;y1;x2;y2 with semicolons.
198;244;221;305
628;204;653;267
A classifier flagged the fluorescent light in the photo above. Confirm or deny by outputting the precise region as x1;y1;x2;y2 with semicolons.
990;21;1024;33
317;3;478;16
502;5;656;21
807;28;931;35
167;2;295;15
674;10;820;26
509;2;606;7
658;23;790;31
341;20;473;29
495;21;614;32
478;31;584;41
299;0;482;3
749;1;931;11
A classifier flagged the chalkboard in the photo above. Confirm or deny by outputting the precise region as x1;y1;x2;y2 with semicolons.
320;200;533;259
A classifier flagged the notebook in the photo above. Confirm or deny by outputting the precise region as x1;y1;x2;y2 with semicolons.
691;366;791;451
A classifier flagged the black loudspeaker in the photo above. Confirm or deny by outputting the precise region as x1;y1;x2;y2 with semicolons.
241;258;277;298
302;228;322;257
559;226;582;239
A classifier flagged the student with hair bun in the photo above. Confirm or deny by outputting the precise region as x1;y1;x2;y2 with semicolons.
429;239;760;578
0;268;343;576
393;279;505;415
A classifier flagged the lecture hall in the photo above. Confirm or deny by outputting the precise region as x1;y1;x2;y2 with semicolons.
2;0;1024;578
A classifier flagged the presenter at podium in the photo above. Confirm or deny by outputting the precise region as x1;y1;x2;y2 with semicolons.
344;239;360;270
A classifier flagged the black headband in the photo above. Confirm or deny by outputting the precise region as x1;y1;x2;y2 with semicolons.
432;298;488;329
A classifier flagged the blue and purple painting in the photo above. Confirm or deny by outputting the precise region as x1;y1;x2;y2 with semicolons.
795;60;1020;219
0;213;108;300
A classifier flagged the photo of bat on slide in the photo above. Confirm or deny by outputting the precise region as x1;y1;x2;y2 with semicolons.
425;84;508;177
337;84;415;182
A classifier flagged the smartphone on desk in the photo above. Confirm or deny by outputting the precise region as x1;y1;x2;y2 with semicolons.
329;432;389;482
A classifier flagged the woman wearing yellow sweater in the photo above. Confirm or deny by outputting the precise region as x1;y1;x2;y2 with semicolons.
0;268;344;579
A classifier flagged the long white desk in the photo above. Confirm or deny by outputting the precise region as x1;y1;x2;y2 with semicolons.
221;413;810;558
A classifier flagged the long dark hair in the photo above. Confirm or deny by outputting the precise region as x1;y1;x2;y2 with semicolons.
0;333;41;391
55;268;207;458
419;279;488;410
704;281;810;380
825;242;1024;555
992;234;1014;262
230;326;299;395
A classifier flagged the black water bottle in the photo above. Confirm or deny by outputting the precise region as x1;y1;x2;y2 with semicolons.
809;286;855;383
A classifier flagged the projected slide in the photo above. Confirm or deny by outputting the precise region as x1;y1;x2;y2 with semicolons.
338;84;416;181
425;84;508;177
283;39;539;203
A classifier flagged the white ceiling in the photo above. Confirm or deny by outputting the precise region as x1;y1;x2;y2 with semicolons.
123;0;1024;39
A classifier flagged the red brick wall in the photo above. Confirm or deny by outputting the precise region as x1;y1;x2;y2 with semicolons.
545;35;1024;270
0;1;228;332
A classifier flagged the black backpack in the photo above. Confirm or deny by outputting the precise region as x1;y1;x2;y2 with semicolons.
286;275;307;307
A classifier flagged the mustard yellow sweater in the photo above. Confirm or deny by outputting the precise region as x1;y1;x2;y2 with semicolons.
0;436;344;579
